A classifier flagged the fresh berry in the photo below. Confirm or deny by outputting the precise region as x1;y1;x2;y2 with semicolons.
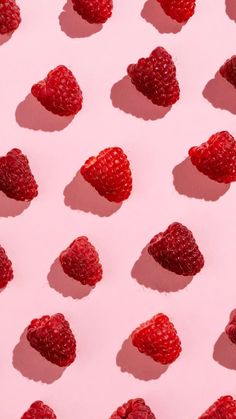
132;313;181;365
110;398;156;419
0;245;13;289
80;147;132;203
0;148;38;201
31;65;83;116
21;401;57;419
189;131;236;184
225;313;236;344
127;47;180;107
220;55;236;89
148;222;204;276
72;0;113;23
60;236;102;286
157;0;195;23
199;395;236;418
27;313;76;367
0;0;21;34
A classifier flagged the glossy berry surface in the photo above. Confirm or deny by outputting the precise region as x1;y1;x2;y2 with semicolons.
0;245;13;289
199;395;236;418
21;401;57;419
110;398;156;419
0;0;21;34
220;55;236;88
225;313;236;344
72;0;113;23
132;313;182;365
157;0;196;23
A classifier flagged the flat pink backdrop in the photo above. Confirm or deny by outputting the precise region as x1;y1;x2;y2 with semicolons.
0;0;236;417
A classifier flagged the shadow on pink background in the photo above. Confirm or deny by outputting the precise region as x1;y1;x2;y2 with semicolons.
225;0;236;22
132;245;193;292
59;0;102;38
203;72;236;114
64;171;121;217
111;76;171;120
0;192;30;217
0;33;12;46
48;258;93;299
13;329;66;383
173;157;230;201
141;0;184;33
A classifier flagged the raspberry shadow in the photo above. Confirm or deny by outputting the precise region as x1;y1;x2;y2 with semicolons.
225;0;236;22
48;258;93;299
0;192;30;217
203;72;236;114
0;33;12;46
111;76;171;121
173;157;230;201
12;328;66;383
116;336;168;381
64;171;122;217
59;0;102;38
132;245;193;292
141;0;185;34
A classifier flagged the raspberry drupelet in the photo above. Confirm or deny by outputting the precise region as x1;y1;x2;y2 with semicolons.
0;0;21;34
199;395;236;418
72;0;113;23
21;401;57;419
157;0;196;23
110;398;156;419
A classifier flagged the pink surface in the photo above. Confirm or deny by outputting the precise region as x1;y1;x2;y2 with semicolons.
0;0;236;417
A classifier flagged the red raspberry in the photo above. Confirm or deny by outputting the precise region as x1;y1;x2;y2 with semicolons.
80;147;132;203
0;148;38;201
148;222;204;276
127;47;180;107
132;313;181;365
189;131;236;184
72;0;113;23
60;236;102;286
199;396;236;418
157;0;195;23
0;245;13;289
220;55;236;89
0;0;21;34
27;313;76;367
31;65;83;117
225;313;236;344
110;398;156;419
21;401;57;419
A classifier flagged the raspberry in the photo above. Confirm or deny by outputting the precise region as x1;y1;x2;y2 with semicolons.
110;398;156;419
225;313;236;344
80;147;132;203
157;0;195;23
199;396;236;418
189;131;236;184
31;65;83;117
127;47;180;107
148;222;204;276
132;313;181;365
0;245;13;289
60;236;102;286
72;0;113;23
27;313;76;367
0;0;21;34
220;55;236;89
21;401;57;419
0;149;38;201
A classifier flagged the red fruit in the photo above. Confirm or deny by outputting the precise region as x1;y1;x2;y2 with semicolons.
0;0;21;34
132;313;181;365
80;147;132;203
157;0;195;23
72;0;113;23
0;149;38;201
31;65;83;116
189;131;236;184
148;222;204;276
27;313;76;367
0;245;13;289
199;395;236;418
127;47;180;107
21;401;57;419
225;313;236;344
220;55;236;88
110;398;156;419
60;236;103;286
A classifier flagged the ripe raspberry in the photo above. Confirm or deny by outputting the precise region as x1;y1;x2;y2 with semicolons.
72;0;113;23
189;131;236;184
157;0;195;23
225;313;236;344
21;401;57;419
220;55;236;89
148;222;204;276
60;236;102;286
0;245;13;289
0;149;38;201
199;396;236;418
127;47;180;107
110;398;156;419
27;313;76;367
31;65;83;117
0;0;21;34
132;313;181;365
80;147;132;203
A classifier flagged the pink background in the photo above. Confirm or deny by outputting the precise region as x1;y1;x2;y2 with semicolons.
0;0;236;417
